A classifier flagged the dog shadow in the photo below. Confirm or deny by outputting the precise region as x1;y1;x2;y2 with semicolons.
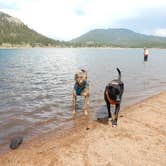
96;117;109;125
95;105;124;125
95;105;109;125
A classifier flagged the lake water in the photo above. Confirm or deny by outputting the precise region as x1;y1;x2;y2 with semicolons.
0;48;166;152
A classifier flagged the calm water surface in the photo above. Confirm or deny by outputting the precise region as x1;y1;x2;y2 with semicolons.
0;48;166;152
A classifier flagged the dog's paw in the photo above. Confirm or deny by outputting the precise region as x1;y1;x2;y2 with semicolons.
72;110;76;114
108;117;112;125
84;110;88;115
108;117;112;121
112;124;117;127
112;120;117;127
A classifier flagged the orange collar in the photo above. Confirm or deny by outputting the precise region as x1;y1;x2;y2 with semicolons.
106;90;117;105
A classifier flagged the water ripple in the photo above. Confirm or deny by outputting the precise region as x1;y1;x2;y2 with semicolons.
0;48;166;150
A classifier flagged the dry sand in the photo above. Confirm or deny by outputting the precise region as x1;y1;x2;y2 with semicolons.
0;92;166;166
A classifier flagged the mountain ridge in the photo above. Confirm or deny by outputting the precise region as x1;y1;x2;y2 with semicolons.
0;11;63;47
70;28;166;48
0;12;23;25
1;11;166;48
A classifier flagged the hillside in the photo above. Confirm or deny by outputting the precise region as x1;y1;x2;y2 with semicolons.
70;28;166;48
0;11;62;47
1;11;166;48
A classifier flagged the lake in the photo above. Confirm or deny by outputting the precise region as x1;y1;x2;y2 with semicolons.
0;48;166;152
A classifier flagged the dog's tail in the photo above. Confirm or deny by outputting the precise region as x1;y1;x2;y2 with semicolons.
117;68;121;81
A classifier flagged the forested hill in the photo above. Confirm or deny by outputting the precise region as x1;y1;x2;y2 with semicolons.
0;11;62;47
70;28;166;48
1;11;166;48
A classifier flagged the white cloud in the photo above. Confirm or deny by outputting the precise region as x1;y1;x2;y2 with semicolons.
1;0;166;40
154;28;166;37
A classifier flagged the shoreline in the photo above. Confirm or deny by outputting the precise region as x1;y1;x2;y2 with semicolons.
1;46;166;49
0;91;165;166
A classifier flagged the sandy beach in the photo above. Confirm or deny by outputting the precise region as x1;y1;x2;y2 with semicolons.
0;92;166;166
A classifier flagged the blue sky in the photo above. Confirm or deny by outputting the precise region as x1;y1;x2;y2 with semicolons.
1;0;166;40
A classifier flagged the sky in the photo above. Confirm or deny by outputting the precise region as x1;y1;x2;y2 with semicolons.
0;0;166;41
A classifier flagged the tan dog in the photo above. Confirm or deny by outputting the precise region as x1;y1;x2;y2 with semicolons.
72;69;90;115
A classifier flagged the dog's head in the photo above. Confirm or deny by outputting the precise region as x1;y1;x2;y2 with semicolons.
74;69;87;86
108;81;123;102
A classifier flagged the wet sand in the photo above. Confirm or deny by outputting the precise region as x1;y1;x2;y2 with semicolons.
0;92;166;166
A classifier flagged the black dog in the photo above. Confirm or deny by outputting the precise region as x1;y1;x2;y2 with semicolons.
104;68;124;127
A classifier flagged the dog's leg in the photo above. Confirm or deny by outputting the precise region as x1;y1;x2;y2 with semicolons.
106;100;112;119
112;104;120;127
84;94;89;115
72;90;76;114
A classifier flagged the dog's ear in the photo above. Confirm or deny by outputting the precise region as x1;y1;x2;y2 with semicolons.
81;69;86;73
81;69;87;80
74;73;78;80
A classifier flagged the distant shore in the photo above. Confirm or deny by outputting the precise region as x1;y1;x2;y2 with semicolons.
0;46;61;49
1;46;166;49
0;91;165;166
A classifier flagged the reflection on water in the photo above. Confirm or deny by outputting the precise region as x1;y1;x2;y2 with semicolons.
0;48;166;152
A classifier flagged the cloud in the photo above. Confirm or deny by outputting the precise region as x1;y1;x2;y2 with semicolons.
1;0;166;40
154;28;166;37
114;6;166;36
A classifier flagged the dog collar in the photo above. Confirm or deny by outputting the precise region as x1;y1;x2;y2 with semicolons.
74;81;87;95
